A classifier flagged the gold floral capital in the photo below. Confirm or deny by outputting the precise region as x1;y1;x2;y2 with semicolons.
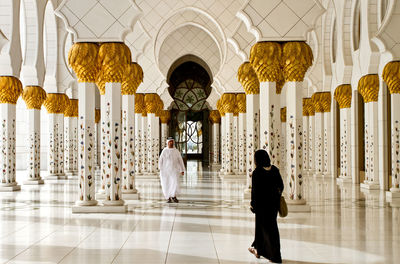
305;98;315;116
249;42;282;82
0;76;23;104
334;84;352;109
382;61;400;94
236;93;246;113
44;93;70;114
280;107;286;123
282;42;313;82
276;77;285;94
144;93;159;114
22;86;47;109
237;62;260;94
122;62;143;95
216;98;225;117
159;110;171;123
65;99;78;117
97;42;131;85
358;74;379;103
135;93;145;114
68;43;99;82
312;92;324;113
222;93;237;114
302;98;309;116
209;110;221;124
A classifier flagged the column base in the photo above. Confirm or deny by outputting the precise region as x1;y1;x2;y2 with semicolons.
102;200;125;206
286;199;311;212
95;192;106;200
65;170;78;176
136;173;159;180
0;183;21;192
360;182;380;190
72;204;127;213
336;177;352;184
386;189;400;199
122;189;140;200
46;174;67;180
23;179;44;185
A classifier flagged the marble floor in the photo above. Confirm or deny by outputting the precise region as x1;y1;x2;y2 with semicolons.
1;161;399;263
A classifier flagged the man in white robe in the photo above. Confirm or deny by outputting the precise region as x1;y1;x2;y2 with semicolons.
158;138;185;203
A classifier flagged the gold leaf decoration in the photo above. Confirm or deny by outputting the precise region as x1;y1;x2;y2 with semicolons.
68;43;99;83
237;62;260;94
222;93;237;114
97;42;131;84
311;92;324;113
358;74;379;103
144;93;159;114
0;76;23;104
250;42;282;82
135;93;145;114
43;93;69;114
382;61;400;94
209;110;221;124
236;93;246;113
216;98;225;117
334;84;352;109
282;42;313;82
22;86;47;109
122;62;143;95
65;99;78;117
159;110;171;123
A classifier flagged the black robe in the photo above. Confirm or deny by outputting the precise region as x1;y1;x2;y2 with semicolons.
251;165;284;263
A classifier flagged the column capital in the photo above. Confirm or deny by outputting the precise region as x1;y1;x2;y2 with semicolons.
282;42;313;82
68;43;99;83
382;61;400;94
22;86;47;110
159;110;171;124
334;84;352;109
122;62;143;95
321;92;331;112
144;93;159;114
95;108;100;123
236;93;246;113
65;99;79;117
222;93;237;114
276;78;285;94
43;93;69;114
237;62;260;94
216;98;225;117
249;42;282;82
280;107;286;123
209;110;221;124
358;74;379;103
156;99;164;117
135;93;145;114
303;98;314;116
0;76;23;104
302;98;309;116
311;92;330;113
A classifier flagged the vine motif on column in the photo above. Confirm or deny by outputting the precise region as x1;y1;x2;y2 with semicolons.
122;110;128;188
1;119;7;183
324;128;328;172
112;122;121;200
297;124;303;199
343;118;348;177
58;121;64;174
369;127;374;176
393;120;400;188
79;116;85;200
129;125;134;187
303;125;307;170
105;102;112;199
308;122;313;168
365;123;369;181
87;125;94;199
101;119;107;190
288;115;295;199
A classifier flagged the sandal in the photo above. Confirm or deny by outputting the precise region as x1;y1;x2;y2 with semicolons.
248;247;260;258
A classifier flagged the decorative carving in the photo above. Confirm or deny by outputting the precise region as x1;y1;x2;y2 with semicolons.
249;42;282;82
209;110;221;124
135;93;145;114
276;77;285;94
236;93;246;113
280;107;286;123
97;43;131;85
383;61;400;94
282;42;313;82
144;93;159;114
68;43;99;83
334;84;352;109
22;86;47;110
222;93;237;114
321;92;331;113
43;93;69;114
0;76;23;104
122;62;143;95
302;98;309;116
358;74;379;103
65;99;79;117
237;62;260;94
311;92;324;113
305;98;315;116
217;98;225;117
159;110;171;124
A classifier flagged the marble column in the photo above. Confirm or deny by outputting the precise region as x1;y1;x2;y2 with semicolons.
237;94;246;174
222;93;236;175
334;84;352;183
217;98;225;173
382;62;400;197
302;100;309;173
21;86;47;185
237;62;260;197
43;93;69;180
0;77;22;191
280;107;287;181
160;110;171;150
134;93;144;175
141;112;148;174
322;93;333;177
209;110;221;166
94;108;100;168
282;42;312;210
358;74;380;190
144;94;161;175
307;104;316;174
312;92;325;176
64;99;78;176
233;113;239;172
98;92;106;195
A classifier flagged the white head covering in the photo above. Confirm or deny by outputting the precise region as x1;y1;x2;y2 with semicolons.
166;137;174;144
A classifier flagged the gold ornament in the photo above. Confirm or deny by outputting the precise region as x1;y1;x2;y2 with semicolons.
97;42;131;84
334;84;352;109
209;110;221;124
68;43;99;82
65;99;78;117
122;62;143;95
135;93;145;114
237;62;260;94
43;93;69;114
358;74;379;103
22;86;47;109
95;108;100;123
382;61;400;94
156;99;164;117
96;72;106;95
280;107;287;123
276;77;285;94
249;42;282;82
216;98;225;117
144;93;159;114
305;98;314;116
311;92;324;113
159;110;171;123
236;93;246;113
321;92;331;112
302;98;308;116
282;42;313;82
222;93;237;113
0;76;23;104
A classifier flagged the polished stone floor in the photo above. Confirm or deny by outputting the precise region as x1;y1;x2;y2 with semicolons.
1;161;399;263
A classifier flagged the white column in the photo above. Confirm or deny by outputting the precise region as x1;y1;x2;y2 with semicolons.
0;104;20;191
141;114;148;173
245;94;259;194
121;94;137;195
324;110;332;176
308;114;315;174
238;112;246;173
134;113;142;174
99;95;107;194
155;116;160;171
302;115;309;172
259;82;280;165
361;102;380;189
286;82;308;208
280;117;287;181
224;112;234;174
212;122;220;165
94;117;99;168
56;113;65;177
233;115;239;172
220;115;226;172
315;112;324;175
75;82;97;206
161;122;168;149
103;82;124;205
147;113;158;174
64;116;76;175
351;91;360;184
338;108;352;182
330;100;338;178
47;113;58;178
388;93;400;196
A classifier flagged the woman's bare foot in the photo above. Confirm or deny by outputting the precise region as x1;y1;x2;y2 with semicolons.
248;247;260;258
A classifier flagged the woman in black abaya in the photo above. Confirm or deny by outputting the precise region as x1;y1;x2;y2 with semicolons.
248;149;284;263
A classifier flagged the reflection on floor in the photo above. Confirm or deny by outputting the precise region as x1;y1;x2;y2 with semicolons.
1;161;399;263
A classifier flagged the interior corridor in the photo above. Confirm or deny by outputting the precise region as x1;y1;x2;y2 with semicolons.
0;161;398;264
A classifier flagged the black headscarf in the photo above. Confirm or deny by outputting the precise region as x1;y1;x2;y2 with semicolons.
254;149;271;168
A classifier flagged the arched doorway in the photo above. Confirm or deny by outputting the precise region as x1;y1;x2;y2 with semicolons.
167;57;212;164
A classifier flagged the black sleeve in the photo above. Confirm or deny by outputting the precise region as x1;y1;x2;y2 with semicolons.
274;166;284;194
251;170;257;209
